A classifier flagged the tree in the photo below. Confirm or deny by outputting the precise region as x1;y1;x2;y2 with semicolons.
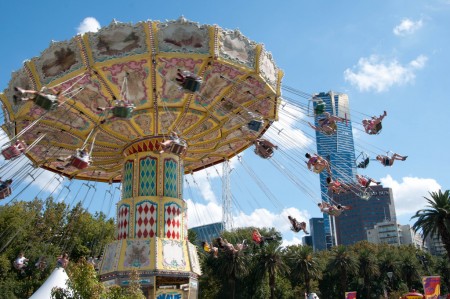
254;243;288;299
285;245;322;295
356;245;379;299
412;190;450;259
327;245;358;297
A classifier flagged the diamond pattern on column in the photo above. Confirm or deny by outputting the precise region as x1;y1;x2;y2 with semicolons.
164;202;182;240
135;200;157;239
139;157;157;196
163;159;177;198
117;204;130;240
122;161;134;199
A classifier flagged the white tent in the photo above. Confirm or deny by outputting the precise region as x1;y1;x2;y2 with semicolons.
29;267;71;299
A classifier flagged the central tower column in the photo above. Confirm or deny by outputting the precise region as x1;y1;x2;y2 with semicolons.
99;138;201;299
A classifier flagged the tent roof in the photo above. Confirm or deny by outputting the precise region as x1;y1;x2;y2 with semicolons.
29;267;70;299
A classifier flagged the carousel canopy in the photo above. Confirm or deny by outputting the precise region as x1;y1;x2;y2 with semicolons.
0;17;282;182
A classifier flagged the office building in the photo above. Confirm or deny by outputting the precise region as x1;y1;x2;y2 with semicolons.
309;217;326;251
313;91;356;248
302;235;313;247
190;222;223;244
334;185;396;245
426;234;446;256
367;220;425;249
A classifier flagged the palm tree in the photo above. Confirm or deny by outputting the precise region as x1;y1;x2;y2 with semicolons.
254;243;288;299
411;190;450;259
357;248;379;299
328;245;359;297
285;245;322;295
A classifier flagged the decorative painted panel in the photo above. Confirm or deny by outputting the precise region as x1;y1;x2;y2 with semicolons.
122;160;134;199
123;239;151;268
188;242;201;275
88;22;148;62
135;200;157;238
163;159;178;198
161;239;186;270
164;202;181;240
100;241;121;273
117;204;130;240
139;156;157;196
156;17;210;54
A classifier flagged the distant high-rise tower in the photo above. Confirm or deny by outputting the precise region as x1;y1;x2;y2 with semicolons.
334;186;396;245
313;91;356;248
310;218;326;251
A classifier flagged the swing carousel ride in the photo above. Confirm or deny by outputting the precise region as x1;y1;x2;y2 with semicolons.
0;17;282;297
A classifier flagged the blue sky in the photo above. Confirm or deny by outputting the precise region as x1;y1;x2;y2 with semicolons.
0;0;449;246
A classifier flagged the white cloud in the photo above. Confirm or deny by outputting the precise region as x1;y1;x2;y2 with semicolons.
393;18;423;36
380;175;441;216
77;17;101;34
185;156;241;204
344;55;428;92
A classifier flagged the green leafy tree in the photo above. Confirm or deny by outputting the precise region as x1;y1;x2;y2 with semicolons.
412;190;450;259
254;243;288;299
327;245;358;297
285;245;322;295
355;244;379;299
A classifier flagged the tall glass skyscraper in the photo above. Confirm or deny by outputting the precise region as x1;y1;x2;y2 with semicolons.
313;91;356;248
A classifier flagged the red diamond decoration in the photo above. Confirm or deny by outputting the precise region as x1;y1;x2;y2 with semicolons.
150;217;155;226
144;204;149;214
137;218;143;226
138;205;143;214
176;220;180;227
172;219;176;227
176;232;180;239
167;207;172;215
167;218;172;226
150;230;154;237
137;230;142;238
167;231;171;238
143;229;148;238
150;205;155;213
144;217;149;226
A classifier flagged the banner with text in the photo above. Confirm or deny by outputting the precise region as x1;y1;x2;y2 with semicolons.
422;276;440;299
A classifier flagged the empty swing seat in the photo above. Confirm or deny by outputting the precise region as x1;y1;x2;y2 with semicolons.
314;102;326;115
248;120;263;132
112;106;134;118
182;76;201;93
34;94;59;111
69;156;90;169
0;186;12;200
357;157;370;169
169;141;187;155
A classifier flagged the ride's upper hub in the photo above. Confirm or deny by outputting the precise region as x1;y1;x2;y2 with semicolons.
0;17;283;182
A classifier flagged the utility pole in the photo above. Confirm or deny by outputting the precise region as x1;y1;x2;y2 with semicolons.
222;160;233;231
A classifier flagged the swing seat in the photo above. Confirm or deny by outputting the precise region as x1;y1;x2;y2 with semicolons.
0;186;12;199
312;163;326;174
248;120;263;131
314;102;326;115
69;156;90;169
34;94;59;111
360;191;371;200
254;146;274;159
182;76;201;93
357;157;370;169
169;141;187;155
112;105;134;118
1;143;25;160
372;122;382;134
